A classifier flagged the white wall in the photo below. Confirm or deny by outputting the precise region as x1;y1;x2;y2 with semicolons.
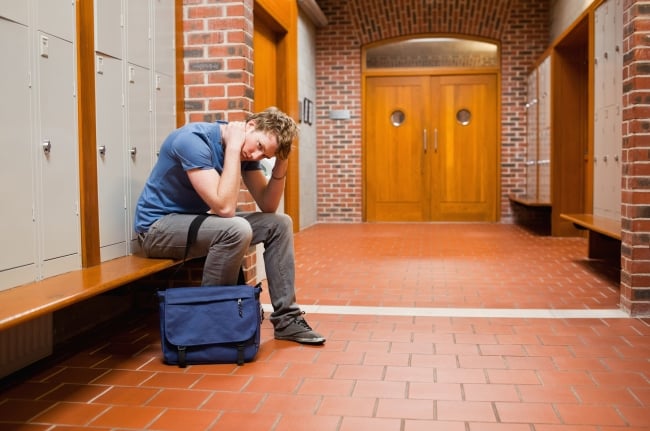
550;0;596;42
297;10;319;230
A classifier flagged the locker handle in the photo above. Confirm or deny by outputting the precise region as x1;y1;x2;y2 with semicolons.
130;147;137;157
98;145;106;156
42;140;51;154
423;129;427;153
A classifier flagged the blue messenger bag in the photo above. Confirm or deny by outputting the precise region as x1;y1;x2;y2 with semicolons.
157;214;263;367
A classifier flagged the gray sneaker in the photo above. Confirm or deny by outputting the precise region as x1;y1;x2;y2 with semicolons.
275;315;326;345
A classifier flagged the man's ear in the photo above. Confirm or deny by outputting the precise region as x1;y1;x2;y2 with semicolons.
245;119;257;132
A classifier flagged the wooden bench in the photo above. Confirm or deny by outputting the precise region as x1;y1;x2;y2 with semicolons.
0;255;179;331
559;213;621;263
509;194;552;235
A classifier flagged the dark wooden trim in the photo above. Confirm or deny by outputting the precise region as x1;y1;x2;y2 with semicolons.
76;0;100;267
175;0;184;127
255;0;300;231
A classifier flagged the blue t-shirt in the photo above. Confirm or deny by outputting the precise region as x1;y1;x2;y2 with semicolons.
134;121;261;233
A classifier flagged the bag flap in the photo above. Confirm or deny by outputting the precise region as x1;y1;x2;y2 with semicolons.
160;285;261;347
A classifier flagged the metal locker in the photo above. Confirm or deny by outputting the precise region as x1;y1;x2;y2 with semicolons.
153;72;176;155
35;0;74;42
537;57;551;203
126;0;150;68
525;69;538;200
36;33;81;277
593;0;622;220
153;0;175;76
0;20;38;291
0;1;29;25
95;0;123;60
126;63;153;249
96;54;128;261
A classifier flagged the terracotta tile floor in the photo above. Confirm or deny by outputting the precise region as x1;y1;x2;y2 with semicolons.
1;223;649;431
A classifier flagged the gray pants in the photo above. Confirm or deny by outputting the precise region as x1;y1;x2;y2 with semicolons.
140;212;301;328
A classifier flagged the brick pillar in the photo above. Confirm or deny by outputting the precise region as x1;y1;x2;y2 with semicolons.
621;0;650;315
182;0;254;123
181;0;258;283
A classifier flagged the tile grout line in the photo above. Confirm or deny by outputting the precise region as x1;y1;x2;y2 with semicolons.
262;304;630;319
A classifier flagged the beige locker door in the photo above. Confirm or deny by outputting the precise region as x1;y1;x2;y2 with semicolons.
153;0;176;76
35;0;74;42
0;20;38;290
37;34;81;276
95;0;123;59
96;54;128;260
537;57;551;204
154;72;176;155
126;0;151;68
126;63;153;249
525;69;538;200
0;2;29;25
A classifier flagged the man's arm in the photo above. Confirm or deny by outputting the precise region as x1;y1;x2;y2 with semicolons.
187;122;246;217
243;158;288;213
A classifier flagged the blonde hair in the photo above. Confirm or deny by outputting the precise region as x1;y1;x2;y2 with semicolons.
247;107;298;160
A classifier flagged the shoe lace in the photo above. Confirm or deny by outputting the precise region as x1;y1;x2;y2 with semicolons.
293;313;313;330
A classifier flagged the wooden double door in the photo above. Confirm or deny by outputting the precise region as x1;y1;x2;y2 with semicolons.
365;74;498;222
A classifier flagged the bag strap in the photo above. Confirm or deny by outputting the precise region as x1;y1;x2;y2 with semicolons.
184;214;210;261
169;214;209;282
173;213;246;284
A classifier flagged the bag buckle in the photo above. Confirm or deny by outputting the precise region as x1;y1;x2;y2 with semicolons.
178;346;187;368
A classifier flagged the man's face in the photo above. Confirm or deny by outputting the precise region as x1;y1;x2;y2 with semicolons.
241;121;278;161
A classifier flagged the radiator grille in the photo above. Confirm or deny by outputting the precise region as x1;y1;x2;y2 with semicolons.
0;315;53;379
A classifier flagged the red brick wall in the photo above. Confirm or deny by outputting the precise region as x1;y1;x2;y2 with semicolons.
621;0;650;315
181;0;254;124
180;0;257;281
315;0;550;222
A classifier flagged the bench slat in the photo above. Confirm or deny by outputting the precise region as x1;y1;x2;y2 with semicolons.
509;194;551;207
0;255;178;331
560;213;621;240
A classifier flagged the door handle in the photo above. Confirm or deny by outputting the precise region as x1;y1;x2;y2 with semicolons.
423;129;428;153
434;128;438;153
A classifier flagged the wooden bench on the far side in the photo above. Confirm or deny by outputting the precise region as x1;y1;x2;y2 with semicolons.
559;213;621;264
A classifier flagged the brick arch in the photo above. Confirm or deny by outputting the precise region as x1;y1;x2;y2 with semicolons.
346;0;515;45
315;0;549;222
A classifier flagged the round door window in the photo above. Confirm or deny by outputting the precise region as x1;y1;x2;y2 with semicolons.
456;109;471;126
390;110;405;126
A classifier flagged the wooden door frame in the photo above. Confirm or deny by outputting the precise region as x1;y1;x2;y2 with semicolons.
253;0;301;232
